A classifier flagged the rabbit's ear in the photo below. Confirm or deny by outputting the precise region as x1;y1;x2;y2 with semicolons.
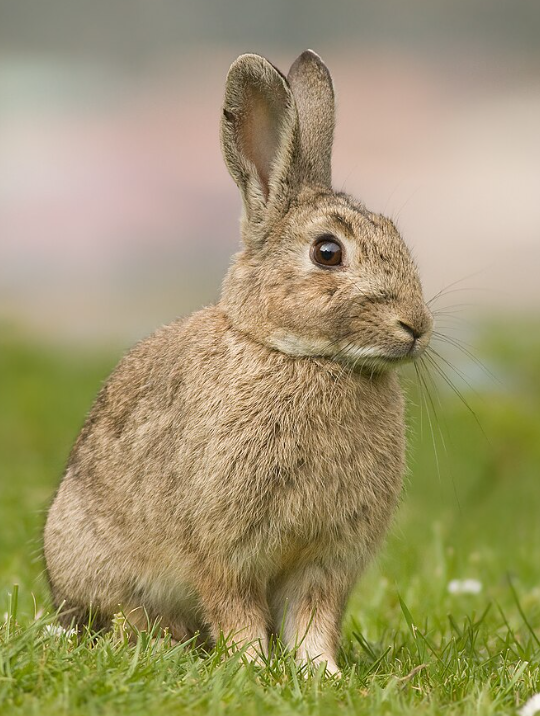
221;54;300;223
287;50;334;187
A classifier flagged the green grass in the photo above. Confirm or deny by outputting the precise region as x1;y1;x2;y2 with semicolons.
1;322;540;714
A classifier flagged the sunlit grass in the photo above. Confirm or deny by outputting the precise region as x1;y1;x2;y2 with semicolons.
1;321;540;714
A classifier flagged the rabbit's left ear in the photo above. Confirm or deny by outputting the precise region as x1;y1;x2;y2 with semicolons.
287;50;335;188
221;54;300;224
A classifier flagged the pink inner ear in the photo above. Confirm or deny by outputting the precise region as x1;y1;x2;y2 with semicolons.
239;86;284;201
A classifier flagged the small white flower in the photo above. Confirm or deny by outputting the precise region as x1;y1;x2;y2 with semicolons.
44;624;76;637
518;693;540;716
447;579;482;595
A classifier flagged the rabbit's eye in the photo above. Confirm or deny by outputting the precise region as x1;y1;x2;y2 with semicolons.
311;235;343;268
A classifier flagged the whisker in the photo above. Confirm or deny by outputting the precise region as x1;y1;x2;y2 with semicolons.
423;351;490;444
428;287;489;306
431;302;477;315
393;182;423;223
421;358;458;459
413;362;424;440
419;355;463;512
431;312;470;323
420;357;444;412
431;330;476;350
418;357;447;454
426;268;491;307
383;178;406;215
431;332;499;385
415;358;442;481
427;345;483;399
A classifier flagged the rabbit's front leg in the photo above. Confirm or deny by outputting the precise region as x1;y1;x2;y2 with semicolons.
272;562;355;675
197;573;270;661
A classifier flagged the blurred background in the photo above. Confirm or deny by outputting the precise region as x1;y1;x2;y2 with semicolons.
1;1;540;622
1;0;539;342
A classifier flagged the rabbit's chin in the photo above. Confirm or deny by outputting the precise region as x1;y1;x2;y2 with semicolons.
268;332;426;372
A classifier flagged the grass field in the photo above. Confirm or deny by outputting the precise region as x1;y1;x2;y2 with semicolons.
1;321;540;715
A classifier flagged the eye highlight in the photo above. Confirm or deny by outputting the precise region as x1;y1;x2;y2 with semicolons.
311;235;343;268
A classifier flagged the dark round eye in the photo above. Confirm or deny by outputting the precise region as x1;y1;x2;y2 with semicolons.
311;235;343;267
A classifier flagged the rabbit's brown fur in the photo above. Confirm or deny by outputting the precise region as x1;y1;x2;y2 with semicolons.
44;51;433;673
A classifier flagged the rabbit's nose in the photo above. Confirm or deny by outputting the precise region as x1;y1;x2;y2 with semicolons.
398;320;423;341
396;309;433;343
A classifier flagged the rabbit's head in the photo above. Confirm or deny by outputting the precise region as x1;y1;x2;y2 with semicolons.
220;51;432;372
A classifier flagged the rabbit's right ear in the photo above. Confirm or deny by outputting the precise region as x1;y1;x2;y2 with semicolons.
221;54;300;224
287;50;334;188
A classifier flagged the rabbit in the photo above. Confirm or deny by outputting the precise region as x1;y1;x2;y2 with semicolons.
44;50;433;674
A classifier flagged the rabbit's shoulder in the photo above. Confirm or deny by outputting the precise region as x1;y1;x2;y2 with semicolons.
71;306;230;453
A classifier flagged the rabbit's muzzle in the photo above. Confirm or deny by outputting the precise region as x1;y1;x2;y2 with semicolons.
394;306;433;358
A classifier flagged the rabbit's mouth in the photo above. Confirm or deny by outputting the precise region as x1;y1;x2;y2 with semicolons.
333;339;430;373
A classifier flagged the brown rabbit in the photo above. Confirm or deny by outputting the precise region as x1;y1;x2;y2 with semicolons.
44;50;433;674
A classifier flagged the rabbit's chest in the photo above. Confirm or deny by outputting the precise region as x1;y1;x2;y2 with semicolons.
181;349;406;563
263;425;403;548
225;386;405;562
